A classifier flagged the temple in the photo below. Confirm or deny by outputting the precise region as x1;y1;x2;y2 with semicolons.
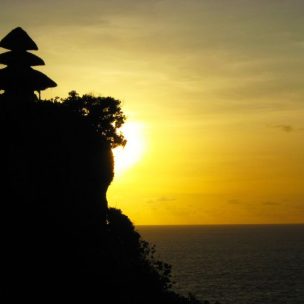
0;27;57;101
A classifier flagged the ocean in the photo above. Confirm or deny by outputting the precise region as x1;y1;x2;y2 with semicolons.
138;225;304;304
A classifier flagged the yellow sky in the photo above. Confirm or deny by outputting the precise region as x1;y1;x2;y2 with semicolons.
1;0;304;224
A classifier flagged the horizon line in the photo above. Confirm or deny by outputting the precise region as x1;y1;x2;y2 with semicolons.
136;223;304;226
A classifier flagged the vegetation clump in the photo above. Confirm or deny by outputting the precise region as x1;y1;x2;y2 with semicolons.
61;90;127;148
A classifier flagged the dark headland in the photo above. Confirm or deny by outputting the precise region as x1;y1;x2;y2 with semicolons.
0;27;218;303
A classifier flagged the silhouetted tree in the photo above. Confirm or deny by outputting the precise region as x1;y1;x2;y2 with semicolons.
60;91;126;148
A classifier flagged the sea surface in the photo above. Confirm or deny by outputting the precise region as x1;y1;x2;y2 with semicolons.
138;225;304;304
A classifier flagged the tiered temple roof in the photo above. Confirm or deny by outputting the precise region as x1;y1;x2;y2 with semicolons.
0;27;57;96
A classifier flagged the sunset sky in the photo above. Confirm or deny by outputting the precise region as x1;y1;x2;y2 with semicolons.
1;0;304;224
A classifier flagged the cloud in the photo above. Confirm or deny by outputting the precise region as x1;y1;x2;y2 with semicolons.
269;124;304;133
273;125;294;133
146;196;176;204
227;199;241;205
262;201;281;206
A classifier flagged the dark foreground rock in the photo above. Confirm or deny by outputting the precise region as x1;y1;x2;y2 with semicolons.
0;96;202;304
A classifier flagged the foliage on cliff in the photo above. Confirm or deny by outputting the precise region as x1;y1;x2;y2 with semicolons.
59;91;127;148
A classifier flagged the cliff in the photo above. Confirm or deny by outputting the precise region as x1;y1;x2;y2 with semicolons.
0;95;202;304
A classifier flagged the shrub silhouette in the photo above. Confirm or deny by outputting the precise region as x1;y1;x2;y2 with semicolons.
61;90;126;148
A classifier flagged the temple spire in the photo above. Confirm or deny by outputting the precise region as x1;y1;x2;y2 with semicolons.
0;27;57;101
0;27;38;51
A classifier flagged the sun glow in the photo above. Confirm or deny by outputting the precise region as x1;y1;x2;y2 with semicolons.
113;122;145;175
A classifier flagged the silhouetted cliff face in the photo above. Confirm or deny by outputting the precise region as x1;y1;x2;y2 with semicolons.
0;95;202;304
0;94;113;221
0;95;113;298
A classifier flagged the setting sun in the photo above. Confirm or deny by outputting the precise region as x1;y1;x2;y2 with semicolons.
113;122;145;175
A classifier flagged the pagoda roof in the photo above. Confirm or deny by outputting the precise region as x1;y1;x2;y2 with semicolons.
0;27;38;51
0;51;45;66
0;67;57;91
